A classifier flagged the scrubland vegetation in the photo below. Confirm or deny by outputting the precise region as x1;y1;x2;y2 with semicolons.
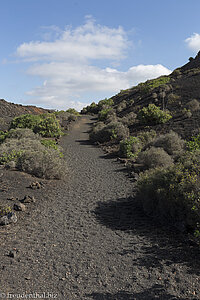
0;109;79;179
82;70;200;240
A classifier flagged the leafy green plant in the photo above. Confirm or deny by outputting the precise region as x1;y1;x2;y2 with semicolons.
40;139;63;158
0;205;12;217
187;134;200;151
10;114;63;138
0;131;8;143
137;104;172;125
66;108;80;116
98;108;113;121
119;137;141;158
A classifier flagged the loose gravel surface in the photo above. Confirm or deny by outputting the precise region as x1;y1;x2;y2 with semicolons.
0;116;200;300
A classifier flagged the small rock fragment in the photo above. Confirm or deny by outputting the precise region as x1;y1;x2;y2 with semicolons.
0;212;17;225
29;181;42;189
13;203;26;212
5;161;16;169
21;195;36;203
8;249;17;258
7;196;19;201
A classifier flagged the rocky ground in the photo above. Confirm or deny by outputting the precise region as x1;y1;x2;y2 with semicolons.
0;116;199;299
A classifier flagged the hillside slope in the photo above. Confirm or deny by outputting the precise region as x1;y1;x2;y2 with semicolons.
83;51;200;139
0;99;51;131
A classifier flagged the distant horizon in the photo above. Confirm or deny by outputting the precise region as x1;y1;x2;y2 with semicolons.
0;0;200;110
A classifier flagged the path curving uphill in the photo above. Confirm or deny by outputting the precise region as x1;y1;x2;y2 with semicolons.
0;116;199;299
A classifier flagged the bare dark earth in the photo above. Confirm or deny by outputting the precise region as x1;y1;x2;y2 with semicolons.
0;116;200;299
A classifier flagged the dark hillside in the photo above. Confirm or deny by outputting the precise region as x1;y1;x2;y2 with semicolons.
0;99;51;130
84;53;200;238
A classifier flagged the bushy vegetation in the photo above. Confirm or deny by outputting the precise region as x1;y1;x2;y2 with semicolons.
90;121;129;143
98;107;113;121
187;99;200;112
137;104;172;125
17;148;66;179
119;130;156;158
136;150;200;234
137;146;174;169
138;76;171;94
0;129;65;179
10;113;63;137
151;131;185;156
0;205;12;217
81;98;114;115
66;108;80;116
187;133;200;151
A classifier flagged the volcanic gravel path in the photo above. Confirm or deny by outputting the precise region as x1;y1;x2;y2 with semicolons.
0;116;200;300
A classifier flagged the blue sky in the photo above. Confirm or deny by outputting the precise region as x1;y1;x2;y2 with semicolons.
0;0;200;110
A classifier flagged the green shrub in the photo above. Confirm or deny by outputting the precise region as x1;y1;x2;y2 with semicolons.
119;136;141;158
17;148;66;179
98;98;114;108
33;115;63;137
40;139;63;157
81;102;99;114
66;108;80;116
116;100;127;113
121;112;137;126
152;131;185;156
10;114;63;137
137;104;172;125
136;151;200;233
119;130;156;159
0;205;12;217
137;130;157;145
138;76;171;94
90;121;129;143
98;107;113;121
0;137;65;179
137;146;174;169
187;134;200;151
0;131;8;143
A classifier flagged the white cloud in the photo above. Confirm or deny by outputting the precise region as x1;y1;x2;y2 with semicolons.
16;17;171;110
185;33;200;52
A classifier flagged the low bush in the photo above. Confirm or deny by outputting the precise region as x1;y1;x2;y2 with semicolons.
119;136;141;158
98;107;113;121
119;130;156;158
187;99;200;112
90;121;129;143
136;150;200;234
137;104;172;125
17;148;66;179
0;137;66;179
10;114;63;138
7;128;39;140
0;205;12;217
137;146;174;169
66;108;80;116
152;131;185;156
121;112;137;126
187;133;200;151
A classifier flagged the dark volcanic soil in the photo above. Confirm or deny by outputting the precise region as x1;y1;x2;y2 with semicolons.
0;116;200;299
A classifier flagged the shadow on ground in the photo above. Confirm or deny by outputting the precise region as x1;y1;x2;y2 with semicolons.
86;284;189;299
94;197;200;276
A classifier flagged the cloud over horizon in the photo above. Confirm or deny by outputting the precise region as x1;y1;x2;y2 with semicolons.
16;17;171;110
185;33;200;53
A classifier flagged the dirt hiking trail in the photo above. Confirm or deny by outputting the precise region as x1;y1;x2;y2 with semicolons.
0;116;199;300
